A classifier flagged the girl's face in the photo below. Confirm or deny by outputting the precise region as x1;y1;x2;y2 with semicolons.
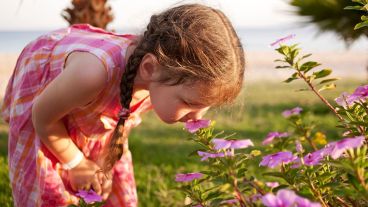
148;82;210;124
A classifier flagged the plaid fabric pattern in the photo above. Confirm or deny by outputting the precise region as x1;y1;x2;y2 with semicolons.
1;24;152;207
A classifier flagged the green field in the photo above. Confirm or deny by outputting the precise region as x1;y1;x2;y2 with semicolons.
0;79;365;206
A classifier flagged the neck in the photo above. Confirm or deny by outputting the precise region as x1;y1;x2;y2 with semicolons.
125;39;149;98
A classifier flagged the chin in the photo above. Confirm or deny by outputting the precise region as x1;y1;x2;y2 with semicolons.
153;110;176;124
163;119;177;124
159;117;178;124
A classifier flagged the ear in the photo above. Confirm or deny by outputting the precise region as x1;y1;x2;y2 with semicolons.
138;53;161;82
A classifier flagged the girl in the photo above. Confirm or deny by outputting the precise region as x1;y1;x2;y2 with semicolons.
0;3;245;207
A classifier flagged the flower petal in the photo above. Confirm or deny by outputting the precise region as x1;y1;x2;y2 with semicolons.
230;139;254;149
185;119;211;133
212;139;232;150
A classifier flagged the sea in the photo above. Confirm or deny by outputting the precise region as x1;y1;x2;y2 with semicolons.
0;24;367;54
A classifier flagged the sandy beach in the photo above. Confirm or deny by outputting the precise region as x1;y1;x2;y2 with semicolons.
0;51;367;98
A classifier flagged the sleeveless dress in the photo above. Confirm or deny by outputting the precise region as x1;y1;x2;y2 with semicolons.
0;24;152;207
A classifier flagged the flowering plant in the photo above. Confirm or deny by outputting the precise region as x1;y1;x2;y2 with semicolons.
67;190;105;207
175;37;368;207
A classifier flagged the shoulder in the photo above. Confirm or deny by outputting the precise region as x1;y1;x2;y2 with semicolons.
65;51;108;89
32;51;109;123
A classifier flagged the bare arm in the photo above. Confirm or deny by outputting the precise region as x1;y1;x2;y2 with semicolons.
32;52;107;163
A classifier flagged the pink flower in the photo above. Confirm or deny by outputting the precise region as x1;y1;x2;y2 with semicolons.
262;189;321;207
185;119;211;133
335;85;368;107
76;190;102;204
197;151;226;161
295;140;304;153
262;132;289;145
295;197;322;207
303;149;325;166
260;151;297;168
292;136;365;167
282;107;303;118
212;138;254;150
325;136;365;159
175;172;203;182
262;189;297;207
335;92;354;107
270;34;296;47
351;85;368;101
266;182;280;188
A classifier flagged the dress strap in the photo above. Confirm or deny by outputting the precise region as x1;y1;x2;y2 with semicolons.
129;95;150;113
71;24;136;39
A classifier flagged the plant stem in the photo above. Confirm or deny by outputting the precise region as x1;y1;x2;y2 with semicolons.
304;131;318;151
335;196;351;207
306;171;329;207
348;151;368;191
296;71;344;122
229;169;249;207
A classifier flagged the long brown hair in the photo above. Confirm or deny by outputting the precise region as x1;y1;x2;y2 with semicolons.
102;3;245;172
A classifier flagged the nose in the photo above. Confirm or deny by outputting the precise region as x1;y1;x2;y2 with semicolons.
184;107;210;122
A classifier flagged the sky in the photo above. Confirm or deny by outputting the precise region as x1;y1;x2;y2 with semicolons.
0;0;302;31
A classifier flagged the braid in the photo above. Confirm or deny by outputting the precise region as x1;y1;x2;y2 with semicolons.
101;18;162;173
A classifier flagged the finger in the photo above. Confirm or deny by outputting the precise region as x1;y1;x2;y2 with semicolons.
70;183;77;192
91;177;102;195
79;184;90;191
96;171;105;185
101;179;113;200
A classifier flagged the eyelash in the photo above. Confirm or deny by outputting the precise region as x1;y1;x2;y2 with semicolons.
182;99;194;107
182;100;191;105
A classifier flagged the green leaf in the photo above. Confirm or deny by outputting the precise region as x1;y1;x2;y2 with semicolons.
276;65;291;69
274;59;286;63
290;48;300;64
354;21;368;30
272;184;290;193
362;15;368;21
318;83;336;92
237;167;248;177
300;61;320;72
344;5;363;10
295;88;310;92
319;78;339;84
313;69;332;79
263;172;285;179
188;149;204;157
350;120;368;127
276;45;290;56
93;202;106;207
204;191;222;200
347;173;364;191
352;0;366;6
300;53;312;60
284;77;298;83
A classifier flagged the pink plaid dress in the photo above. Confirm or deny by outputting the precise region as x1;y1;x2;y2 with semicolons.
0;24;152;207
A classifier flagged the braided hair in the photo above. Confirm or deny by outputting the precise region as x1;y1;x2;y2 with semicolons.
102;3;245;173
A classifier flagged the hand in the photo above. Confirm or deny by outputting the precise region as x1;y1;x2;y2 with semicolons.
68;157;102;195
97;172;113;200
95;158;113;200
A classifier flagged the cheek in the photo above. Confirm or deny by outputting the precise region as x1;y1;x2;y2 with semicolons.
150;97;179;120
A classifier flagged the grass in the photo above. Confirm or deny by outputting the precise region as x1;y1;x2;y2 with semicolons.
0;79;365;206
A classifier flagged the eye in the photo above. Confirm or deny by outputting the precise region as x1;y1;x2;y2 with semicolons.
182;99;192;106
